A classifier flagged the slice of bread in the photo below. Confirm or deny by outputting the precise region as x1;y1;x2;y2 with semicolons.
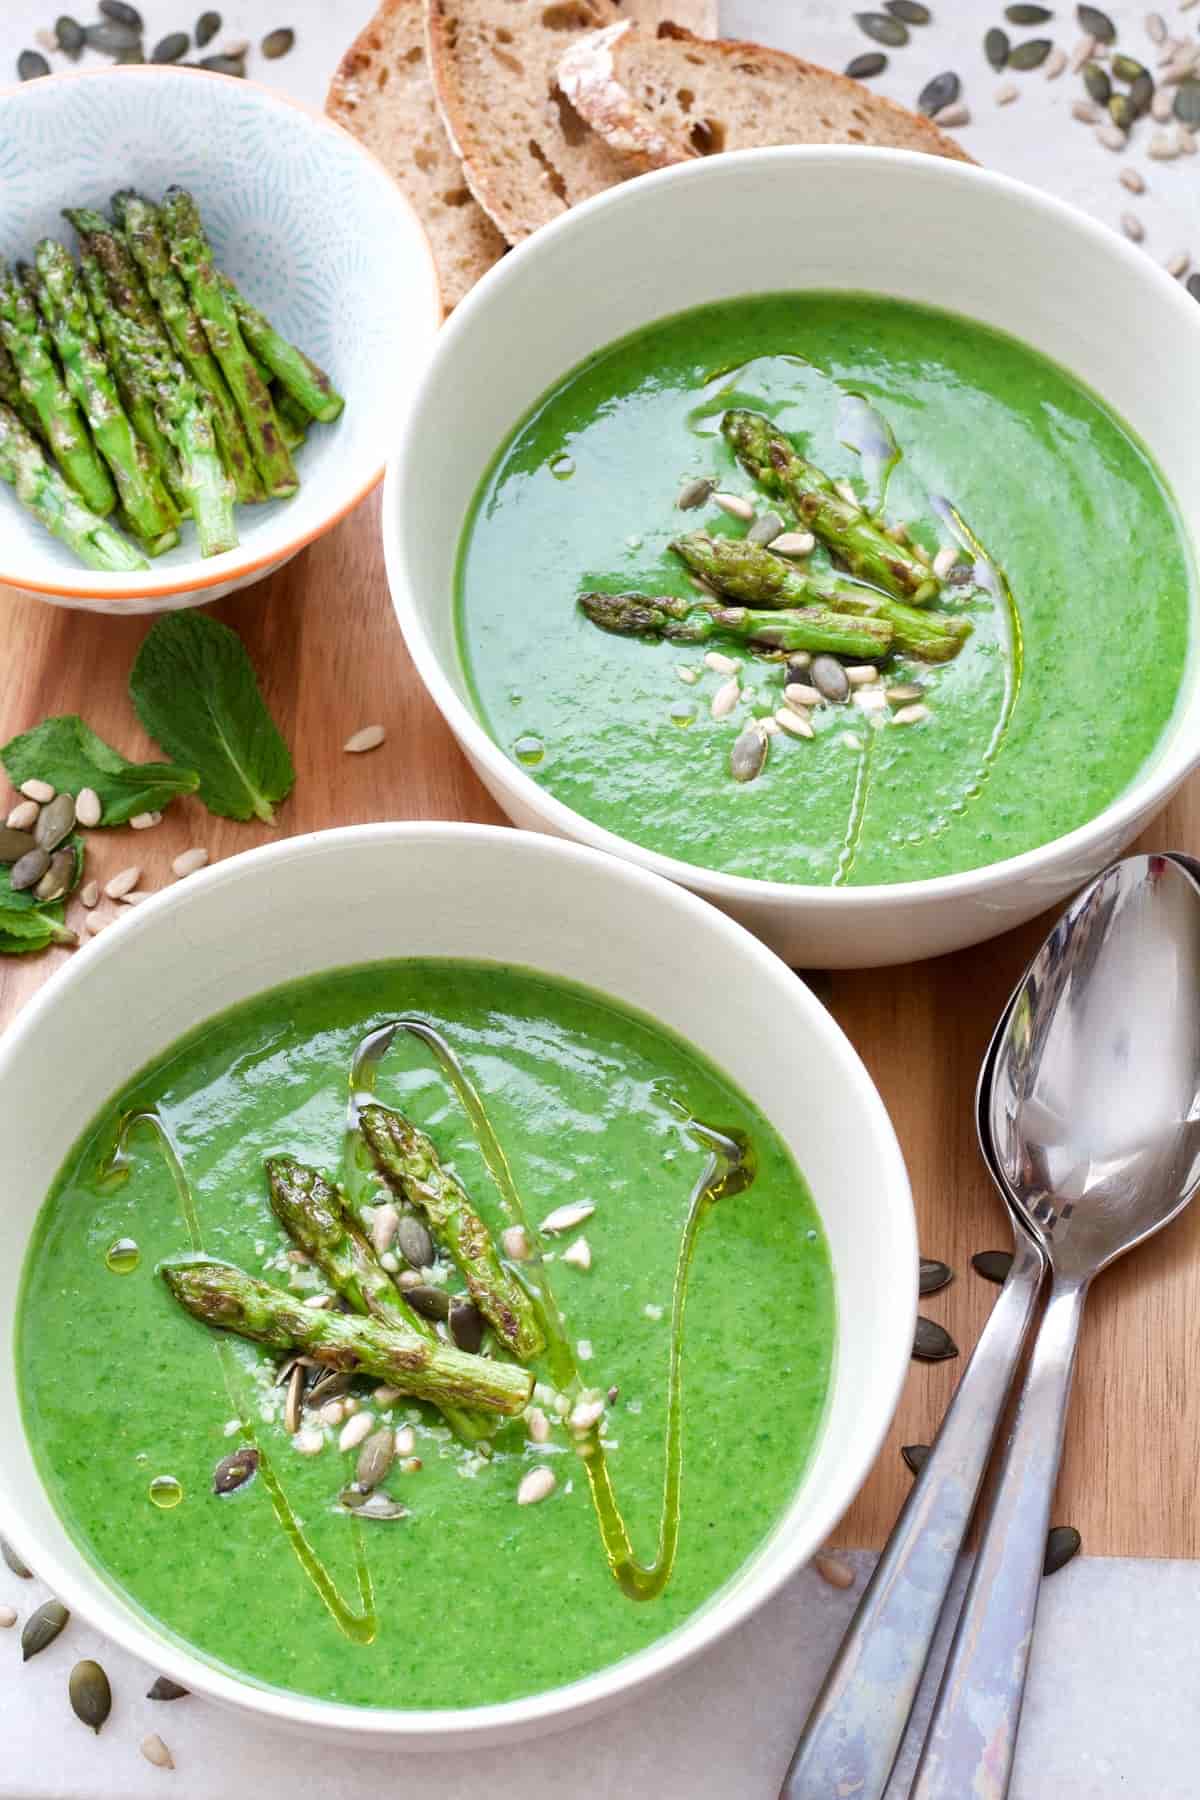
558;20;973;166
327;0;508;311
424;0;717;245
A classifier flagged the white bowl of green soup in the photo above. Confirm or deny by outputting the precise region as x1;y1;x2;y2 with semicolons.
0;823;912;1744
385;147;1200;967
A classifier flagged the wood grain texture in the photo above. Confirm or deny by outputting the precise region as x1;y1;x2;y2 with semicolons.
0;498;1196;1557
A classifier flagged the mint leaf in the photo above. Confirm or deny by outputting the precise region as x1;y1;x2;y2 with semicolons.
0;716;199;826
129;614;294;824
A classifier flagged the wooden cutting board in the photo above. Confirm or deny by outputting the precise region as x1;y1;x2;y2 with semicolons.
1;496;1197;1558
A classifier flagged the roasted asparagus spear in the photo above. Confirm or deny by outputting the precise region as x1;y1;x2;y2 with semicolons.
579;590;894;659
219;274;344;424
0;262;115;517
0;403;146;572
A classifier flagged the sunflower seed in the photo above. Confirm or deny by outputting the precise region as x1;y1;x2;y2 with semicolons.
172;846;209;879
84;20;142;52
11;847;49;891
769;531;816;556
141;1733;174;1769
1;1539;32;1579
338;1413;374;1453
747;510;785;547
104;865;141;899
0;1606;15;1628
775;706;814;738
846;51;888;77
20;778;54;803
34;848;77;904
919;1257;953;1296
83;911;106;935
561;1235;592;1271
1180;125;1198;153
368;1202;399;1257
902;1443;932;1476
262;26;296;58
985;26;1010;67
70;787;102;829
69;1659;112;1734
885;683;927;705
5;800;37;831
18;48;51;78
856;11;909;45
1165;249;1191;277
1175;79;1200;124
1077;4;1115;42
501;1224;533;1261
1120;167;1146;192
712;678;741;720
995;81;1020;102
147;1676;189;1701
1148;129;1180;154
933;100;972;125
1044;47;1068;77
913;1316;958;1361
344;724;385;753
676;475;715;510
196;10;221;46
1072;98;1100;120
517;1467;557;1506
1099;123;1129;148
1083;60;1111;102
712;491;755;521
891;702;932;726
34;793;76;852
0;827;36;863
813;1551;855;1589
22;1599;69;1661
704;650;741;675
130;811;159;830
811;655;851;703
919;70;960;114
569;1396;605;1432
730;723;768;783
1146;11;1167;44
972;1248;1014;1284
404;1283;452;1320
355;1426;396;1491
1005;1;1051;17
1044;1524;1082;1575
1121;212;1145;242
527;1407;552;1443
284;1361;304;1434
540;1199;595;1233
1009;36;1053;67
785;682;822;707
449;1298;485;1352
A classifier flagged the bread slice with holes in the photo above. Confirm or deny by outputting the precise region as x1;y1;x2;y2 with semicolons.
424;0;717;245
326;0;508;310
557;21;973;166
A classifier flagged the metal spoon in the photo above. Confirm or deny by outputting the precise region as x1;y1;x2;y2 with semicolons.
778;997;1046;1798
910;852;1200;1800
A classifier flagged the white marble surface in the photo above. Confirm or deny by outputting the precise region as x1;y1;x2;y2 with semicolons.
1;2;1198;1795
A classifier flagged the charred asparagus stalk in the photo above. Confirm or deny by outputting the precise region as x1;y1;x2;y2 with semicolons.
32;240;179;555
218;273;344;423
115;192;265;505
0;340;46;443
273;386;309;451
359;1104;545;1362
672;532;970;664
161;1258;533;1416
579;590;894;659
76;245;185;510
0;262;115;517
160;188;297;499
722;409;940;603
0;403;147;571
265;1155;493;1445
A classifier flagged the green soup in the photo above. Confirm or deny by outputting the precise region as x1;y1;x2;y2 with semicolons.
456;293;1193;885
17;960;834;1708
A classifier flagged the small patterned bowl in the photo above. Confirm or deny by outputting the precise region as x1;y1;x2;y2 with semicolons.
0;65;440;613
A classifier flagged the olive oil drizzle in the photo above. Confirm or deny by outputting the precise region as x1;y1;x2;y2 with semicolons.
349;1019;754;1601
832;724;877;888
101;1111;376;1644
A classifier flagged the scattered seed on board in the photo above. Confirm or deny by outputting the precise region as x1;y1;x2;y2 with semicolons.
344;725;386;754
710;677;740;719
995;81;1019;104
902;1443;932;1476
985;26;1010;68
856;12;909;48
972;1248;1015;1284
262;27;296;58
1121;212;1145;243
130;811;161;830
0;1605;15;1629
918;71;960;116
19;778;54;803
22;1599;69;1661
141;1733;174;1770
72;786;101;827
1146;10;1167;44
1148;130;1179;157
919;1257;953;1296
1165;250;1191;277
704;650;740;676
712;491;755;522
813;1551;855;1590
517;1467;556;1506
1152;88;1173;117
1044;47;1067;78
1044;1524;1083;1575
6;800;37;830
147;1676;189;1701
540;1200;594;1234
1008;37;1053;69
1120;168;1146;194
776;706;814;739
1;1539;31;1579
1071;34;1096;73
1099;122;1129;149
1072;99;1100;121
913;1316;958;1361
1078;5;1116;45
104;865;141;899
846;50;888;78
69;1660;112;1735
676;476;715;510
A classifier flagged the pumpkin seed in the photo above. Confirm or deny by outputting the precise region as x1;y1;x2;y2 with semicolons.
69;1659;111;1734
1112;52;1147;83
1077;3;1115;41
196;10;221;46
10;847;49;891
731;723;768;783
353;1492;410;1521
919;1257;953;1296
1129;71;1155;115
396;1212;434;1269
885;0;931;21
902;1443;931;1476
34;792;76;852
450;1298;485;1352
747;509;785;547
100;0;143;22
1108;92;1135;128
813;1551;855;1589
405;1283;451;1321
34;848;77;904
1009;36;1053;68
212;1446;259;1495
846;51;888;77
913;1316;958;1361
284;1361;304;1433
1146;12;1167;45
199;52;245;74
1043;1524;1082;1575
855;11;910;46
811;655;850;704
1188;273;1200;302
1;1537;32;1579
676;476;715;510
356;1426;396;1491
971;1248;1014;1284
17;49;50;79
1005;2;1052;18
985;26;1010;67
152;30;190;61
0;827;36;864
1174;78;1200;124
56;16;86;53
1083;59;1111;101
306;1367;353;1406
22;1598;69;1661
918;70;960;113
147;1676;189;1700
84;19;142;52
262;27;296;58
885;682;926;705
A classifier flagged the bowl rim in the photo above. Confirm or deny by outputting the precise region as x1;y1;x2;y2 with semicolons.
0;819;914;1738
383;143;1200;915
0;64;444;602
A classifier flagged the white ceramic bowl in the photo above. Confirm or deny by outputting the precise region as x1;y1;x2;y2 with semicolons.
0;65;440;613
384;147;1200;968
0;823;913;1746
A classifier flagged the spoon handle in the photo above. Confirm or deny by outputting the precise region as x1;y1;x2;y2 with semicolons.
909;1275;1089;1800
778;1235;1044;1800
